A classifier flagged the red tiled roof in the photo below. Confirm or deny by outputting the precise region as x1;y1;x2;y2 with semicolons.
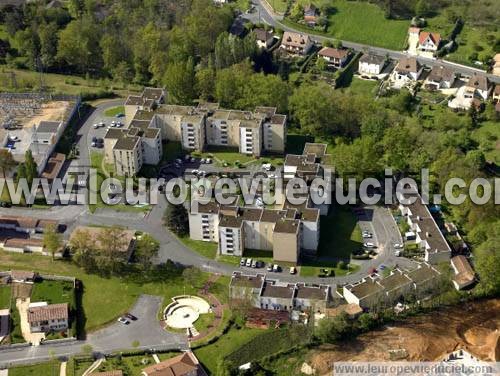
142;352;207;376
419;31;441;46
318;47;349;60
27;303;68;323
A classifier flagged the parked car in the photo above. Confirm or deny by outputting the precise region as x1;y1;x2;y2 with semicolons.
115;113;124;118
93;123;99;129
393;243;403;249
256;260;264;268
117;317;129;325
394;250;401;257
125;313;137;321
266;263;273;272
92;136;97;143
175;158;183;164
251;259;257;268
245;258;252;267
240;258;246;266
272;264;280;272
362;231;372;238
363;242;376;248
190;157;196;163
206;158;212;164
289;266;296;275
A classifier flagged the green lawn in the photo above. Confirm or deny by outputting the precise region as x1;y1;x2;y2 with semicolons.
194;312;216;333
283;0;409;50
343;77;379;96
0;285;11;309
194;326;264;374
179;236;218;259
299;263;360;277
9;361;61;376
0;251;220;333
318;205;363;259
31;280;75;307
265;0;288;13
104;105;125;117
0;66;139;97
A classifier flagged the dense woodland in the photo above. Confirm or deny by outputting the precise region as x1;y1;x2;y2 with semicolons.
0;1;498;297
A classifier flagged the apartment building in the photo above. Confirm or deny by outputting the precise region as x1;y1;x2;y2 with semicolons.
343;263;441;309
398;192;452;264
27;302;68;333
230;272;331;313
105;89;164;176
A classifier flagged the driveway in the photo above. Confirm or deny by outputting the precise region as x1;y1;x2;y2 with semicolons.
87;295;187;353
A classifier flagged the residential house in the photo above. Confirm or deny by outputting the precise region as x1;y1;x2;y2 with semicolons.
41;153;66;182
318;47;351;68
391;57;423;89
9;270;37;283
493;85;500;102
0;215;58;234
303;4;318;26
280;31;313;55
492;53;500;76
343;263;441;309
69;226;136;261
407;27;441;58
141;351;208;376
398;192;452;264
230;272;331;313
358;54;386;77
425;65;456;90
464;74;491;101
2;237;44;253
254;28;274;49
450;255;475;290
27;302;68;333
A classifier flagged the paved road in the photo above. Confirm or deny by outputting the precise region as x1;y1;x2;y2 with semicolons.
0;295;187;368
246;0;500;84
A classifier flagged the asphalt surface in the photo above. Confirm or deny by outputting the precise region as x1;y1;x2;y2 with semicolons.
245;0;500;84
0;295;187;368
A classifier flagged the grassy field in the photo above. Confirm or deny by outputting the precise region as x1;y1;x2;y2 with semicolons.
31;280;75;306
104;105;125;117
0;66;140;97
0;285;11;309
8;361;61;376
343;77;379;96
266;0;289;13
179;237;218;259
194;326;264;374
284;0;409;50
0;251;221;333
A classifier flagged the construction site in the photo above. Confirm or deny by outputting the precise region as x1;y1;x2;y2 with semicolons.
0;93;80;174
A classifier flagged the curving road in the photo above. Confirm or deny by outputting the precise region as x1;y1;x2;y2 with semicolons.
246;0;500;84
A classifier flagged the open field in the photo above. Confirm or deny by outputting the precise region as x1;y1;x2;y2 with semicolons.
8;360;61;376
0;66;141;97
194;326;264;374
0;251;220;333
179;236;218;259
284;0;408;50
104;105;125;117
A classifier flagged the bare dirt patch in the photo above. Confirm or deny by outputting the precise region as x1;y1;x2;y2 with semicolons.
308;299;500;375
11;282;32;299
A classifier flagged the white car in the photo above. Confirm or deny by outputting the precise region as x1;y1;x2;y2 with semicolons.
394;243;403;249
394;250;402;257
99;121;105;127
206;158;212;164
362;231;372;238
363;242;376;248
93;123;99;129
245;258;252;267
289;266;296;275
117;317;129;325
272;264;280;272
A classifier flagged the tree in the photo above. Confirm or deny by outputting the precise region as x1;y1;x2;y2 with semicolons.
474;237;500;296
315;312;352;343
38;22;59;69
15;28;40;70
24;150;38;187
43;224;62;260
70;229;97;272
163;58;196;105
97;226;128;274
135;233;160;270
182;266;202;289
0;149;16;177
196;67;216;101
164;203;189;236
415;0;431;17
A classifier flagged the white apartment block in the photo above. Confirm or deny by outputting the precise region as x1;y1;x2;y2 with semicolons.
398;192;452;264
343;263;441;309
123;91;287;165
230;272;331;313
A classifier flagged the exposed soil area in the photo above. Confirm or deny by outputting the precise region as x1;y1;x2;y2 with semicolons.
308;299;500;375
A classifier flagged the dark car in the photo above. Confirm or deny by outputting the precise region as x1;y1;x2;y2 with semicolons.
125;313;137;321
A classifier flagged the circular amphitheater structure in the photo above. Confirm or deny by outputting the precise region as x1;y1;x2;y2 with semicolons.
164;295;211;330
